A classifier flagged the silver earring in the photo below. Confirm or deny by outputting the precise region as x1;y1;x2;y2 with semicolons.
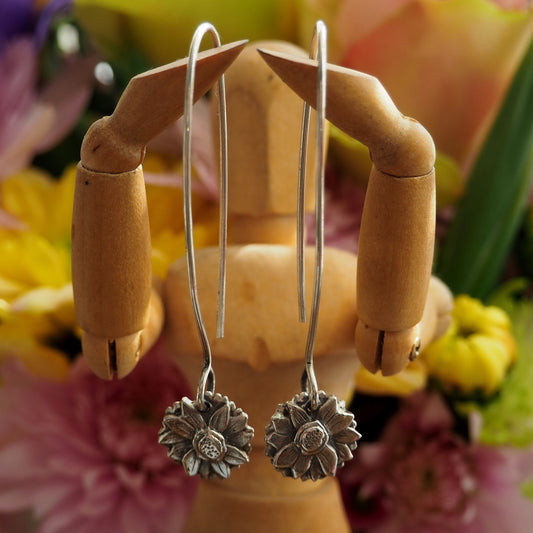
159;23;253;480
264;20;361;482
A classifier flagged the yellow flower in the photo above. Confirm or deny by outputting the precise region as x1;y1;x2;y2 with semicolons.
74;0;298;64
422;295;516;395
1;167;74;243
143;154;220;279
0;153;219;377
0;168;76;379
355;359;428;397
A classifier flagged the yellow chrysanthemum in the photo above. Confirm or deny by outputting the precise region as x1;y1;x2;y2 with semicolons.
0;157;219;378
0;167;76;379
143;154;219;279
422;294;516;396
354;359;428;397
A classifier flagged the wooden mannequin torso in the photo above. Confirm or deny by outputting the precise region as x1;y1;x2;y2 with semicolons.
72;36;453;533
163;41;357;533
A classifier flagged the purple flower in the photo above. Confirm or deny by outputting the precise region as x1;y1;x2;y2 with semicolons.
0;0;72;52
0;0;35;52
339;392;533;533
0;340;197;533
0;37;95;184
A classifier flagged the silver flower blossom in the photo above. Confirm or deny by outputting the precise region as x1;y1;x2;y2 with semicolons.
265;391;361;481
159;391;253;479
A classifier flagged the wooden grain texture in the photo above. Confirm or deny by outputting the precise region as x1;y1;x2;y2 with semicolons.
183;462;351;533
164;245;358;366
80;289;164;379
72;164;152;338
356;167;436;331
81;40;247;173
258;48;439;376
257;49;435;177
217;41;320;217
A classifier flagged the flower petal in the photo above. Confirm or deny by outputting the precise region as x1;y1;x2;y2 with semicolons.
163;414;196;440
335;442;354;463
334;426;362;445
317;444;338;477
342;0;533;172
169;439;192;461
158;429;186;446
292;453;312;478
230;427;254;449
209;402;230;433
182;448;200;477
273;443;299;469
225;412;247;435
211;461;229;479
317;396;339;426
328;412;355;435
181;398;206;429
318;396;354;435
224;445;249;466
35;54;97;153
272;415;295;436
308;459;326;482
199;461;211;479
265;430;290;450
288;403;311;428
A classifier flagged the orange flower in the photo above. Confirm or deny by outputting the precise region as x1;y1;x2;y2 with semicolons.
332;0;533;174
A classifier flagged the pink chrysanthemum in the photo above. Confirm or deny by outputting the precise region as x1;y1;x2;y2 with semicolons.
0;340;197;533
306;164;366;254
339;392;533;533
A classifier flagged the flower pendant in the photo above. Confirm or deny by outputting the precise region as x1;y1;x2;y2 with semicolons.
159;391;254;479
265;391;361;481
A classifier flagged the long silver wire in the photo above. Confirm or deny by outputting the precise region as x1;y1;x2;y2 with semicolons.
298;21;327;411
297;97;311;323
183;23;228;408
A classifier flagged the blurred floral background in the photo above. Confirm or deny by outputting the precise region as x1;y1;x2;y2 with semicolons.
0;0;533;531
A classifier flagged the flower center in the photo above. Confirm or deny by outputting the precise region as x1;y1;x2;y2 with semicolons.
194;428;227;461
295;420;328;455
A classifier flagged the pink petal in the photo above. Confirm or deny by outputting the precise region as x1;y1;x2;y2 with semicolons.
35;53;98;152
335;0;415;54
342;1;533;172
0;207;25;229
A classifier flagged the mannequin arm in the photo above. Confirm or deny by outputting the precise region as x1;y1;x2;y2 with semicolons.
72;41;246;379
259;49;448;375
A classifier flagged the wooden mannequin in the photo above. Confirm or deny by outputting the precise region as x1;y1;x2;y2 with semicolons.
72;38;453;533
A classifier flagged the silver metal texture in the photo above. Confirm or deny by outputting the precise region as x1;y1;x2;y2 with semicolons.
265;391;361;481
160;24;253;480
182;22;228;407
160;391;254;479
265;21;361;481
297;19;327;411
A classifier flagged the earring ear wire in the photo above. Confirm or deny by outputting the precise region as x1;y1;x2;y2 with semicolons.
159;23;253;480
182;22;228;407
265;20;361;482
297;19;327;411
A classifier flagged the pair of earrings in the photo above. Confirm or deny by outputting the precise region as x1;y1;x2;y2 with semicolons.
158;21;361;482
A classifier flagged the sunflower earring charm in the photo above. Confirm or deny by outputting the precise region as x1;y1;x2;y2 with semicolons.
159;393;253;479
265;392;360;481
158;23;253;480
264;21;361;481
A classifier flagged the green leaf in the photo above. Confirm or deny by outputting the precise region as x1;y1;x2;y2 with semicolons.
436;37;533;299
478;289;533;447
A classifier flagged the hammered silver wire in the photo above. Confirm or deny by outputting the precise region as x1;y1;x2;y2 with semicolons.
297;20;327;411
183;22;228;409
